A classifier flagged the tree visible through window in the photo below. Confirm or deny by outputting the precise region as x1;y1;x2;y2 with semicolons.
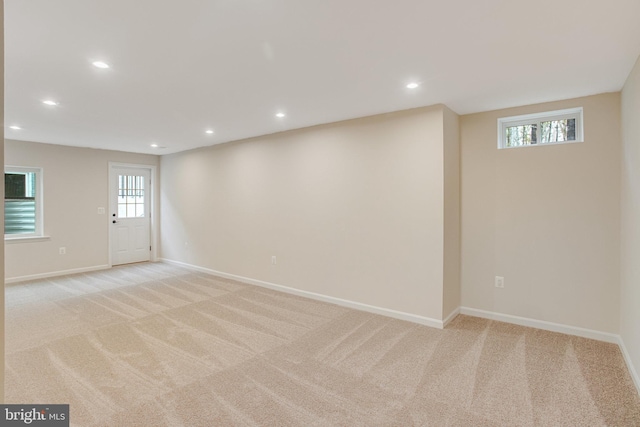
506;124;537;147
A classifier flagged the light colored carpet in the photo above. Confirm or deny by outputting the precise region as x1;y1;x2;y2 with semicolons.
4;262;640;426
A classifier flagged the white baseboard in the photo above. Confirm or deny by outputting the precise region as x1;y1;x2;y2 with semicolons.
443;307;460;327
160;258;445;329
5;265;111;284
618;337;640;396
459;306;619;343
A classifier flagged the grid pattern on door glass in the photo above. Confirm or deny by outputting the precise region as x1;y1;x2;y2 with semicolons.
118;175;145;218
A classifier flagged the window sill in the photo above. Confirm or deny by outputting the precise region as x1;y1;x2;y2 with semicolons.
4;235;51;244
499;139;584;150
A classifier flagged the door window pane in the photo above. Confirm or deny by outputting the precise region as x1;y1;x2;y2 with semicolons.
117;175;145;218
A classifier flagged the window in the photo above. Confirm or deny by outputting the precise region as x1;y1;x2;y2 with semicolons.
498;107;583;149
117;174;146;218
5;167;43;238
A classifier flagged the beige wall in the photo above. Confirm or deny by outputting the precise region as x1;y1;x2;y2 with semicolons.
621;56;640;385
443;106;461;319
4;140;159;280
161;106;452;320
460;93;621;333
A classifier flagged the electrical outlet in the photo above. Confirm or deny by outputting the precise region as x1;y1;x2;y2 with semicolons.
59;247;66;255
97;207;105;214
495;276;504;288
271;256;277;265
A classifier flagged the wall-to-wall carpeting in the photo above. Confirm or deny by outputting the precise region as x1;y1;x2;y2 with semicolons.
5;263;639;426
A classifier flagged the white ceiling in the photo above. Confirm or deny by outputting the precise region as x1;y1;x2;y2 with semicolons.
5;0;640;155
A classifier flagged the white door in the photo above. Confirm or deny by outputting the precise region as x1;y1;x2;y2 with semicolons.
110;167;151;265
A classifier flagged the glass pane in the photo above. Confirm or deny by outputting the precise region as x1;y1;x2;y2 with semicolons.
505;124;537;147
5;173;27;198
25;172;36;198
539;118;576;143
4;200;36;234
117;174;146;218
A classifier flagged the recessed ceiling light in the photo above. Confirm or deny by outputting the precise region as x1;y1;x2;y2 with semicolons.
276;112;286;118
150;143;159;148
406;82;419;89
205;129;214;134
9;125;22;130
92;61;110;69
42;100;59;106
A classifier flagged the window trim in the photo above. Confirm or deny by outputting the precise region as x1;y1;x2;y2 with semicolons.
497;107;584;149
5;235;51;244
4;166;44;240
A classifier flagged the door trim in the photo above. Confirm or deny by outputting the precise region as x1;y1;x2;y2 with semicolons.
108;162;158;267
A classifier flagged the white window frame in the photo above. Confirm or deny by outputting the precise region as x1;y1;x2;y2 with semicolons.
497;107;584;149
4;166;46;242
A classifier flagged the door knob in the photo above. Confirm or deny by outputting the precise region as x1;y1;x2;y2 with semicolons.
112;220;117;224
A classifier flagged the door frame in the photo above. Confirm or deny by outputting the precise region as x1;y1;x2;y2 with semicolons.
108;162;158;267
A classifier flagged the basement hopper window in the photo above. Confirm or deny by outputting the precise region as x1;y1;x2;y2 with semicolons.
4;167;44;239
497;107;583;149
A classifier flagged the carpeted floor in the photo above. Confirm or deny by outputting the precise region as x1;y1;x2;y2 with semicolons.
4;262;640;426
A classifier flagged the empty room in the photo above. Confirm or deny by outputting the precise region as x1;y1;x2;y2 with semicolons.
2;0;640;426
